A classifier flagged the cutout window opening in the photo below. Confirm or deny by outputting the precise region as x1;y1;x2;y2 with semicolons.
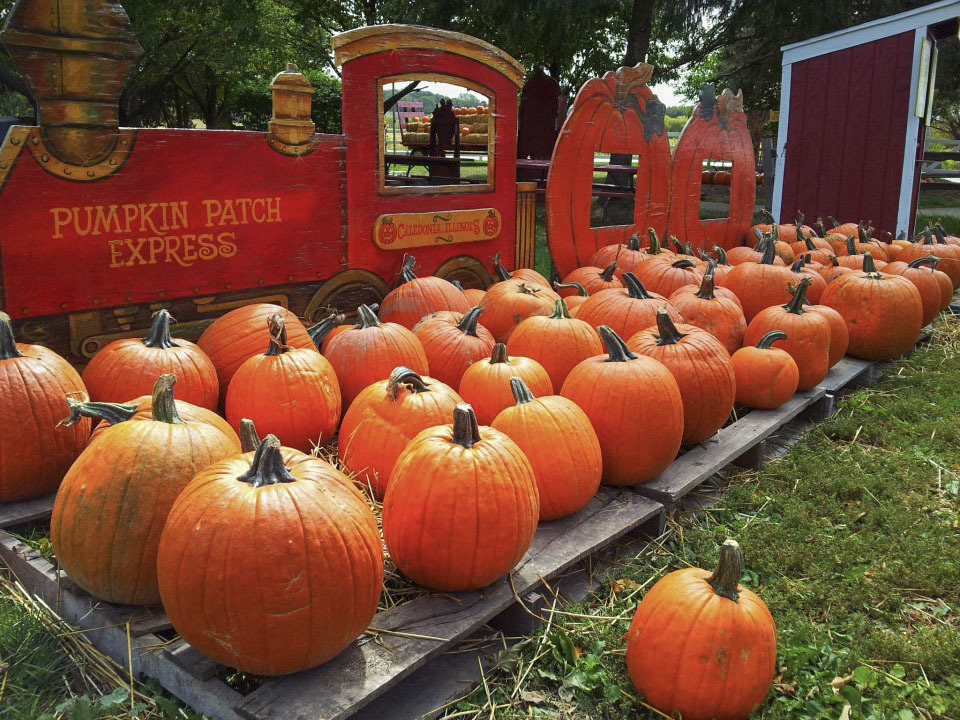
379;75;494;194
700;159;732;220
589;152;637;228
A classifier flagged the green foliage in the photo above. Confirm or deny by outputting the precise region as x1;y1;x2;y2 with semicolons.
664;114;689;133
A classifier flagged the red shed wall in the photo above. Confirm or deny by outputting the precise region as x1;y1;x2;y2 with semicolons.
779;30;916;235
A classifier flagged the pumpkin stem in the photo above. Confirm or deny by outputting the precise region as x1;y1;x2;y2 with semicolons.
388;366;432;399
516;282;543;296
712;245;730;266
896;230;906;242
921;226;935;246
804;235;819;252
696;263;717;300
509;376;536;405
549;298;573;319
240;418;261;452
795;211;805;227
751;227;766;250
490;342;509;364
142;309;178;349
671;258;696;270
815;217;827;238
265;313;288;356
758;207;775;224
597;325;638;362
856;225;869;244
455;306;485;337
237;434;295;487
600;261;617;282
451;403;482;448
643;228;662;255
706;539;743;602
493;251;513;281
0;312;23;360
908;256;940;270
151;373;186;425
452;279;465;290
790;257;804;273
58;396;138;428
356;304;382;328
846;235;860;256
400;255;418;283
759;238;777;265
862;252;880;275
827;254;841;267
670;236;685;254
553;280;588;297
307;309;345;350
755;330;787;349
627;232;641;252
622;272;654;299
827;215;841;229
784;277;811;314
654;308;686;345
932;223;949;245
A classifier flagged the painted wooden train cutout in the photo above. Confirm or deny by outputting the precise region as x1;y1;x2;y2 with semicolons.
0;0;754;364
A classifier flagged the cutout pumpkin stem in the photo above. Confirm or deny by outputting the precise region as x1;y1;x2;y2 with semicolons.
489;343;509;364
654;308;686;345
456;306;485;337
600;261;617;282
597;325;638;362
265;313;289;356
307;309;345;350
696;263;717;300
58;397;138;428
549;298;573;319
706;538;743;602
509;376;536;405
452;403;482;449
151;373;185;425
400;255;418;283
388;366;432;399
755;330;787;349
356;304;382;328
553;281;588;297
908;256;940;269
240;418;261;453
0;312;22;360
622;272;654;299
493;251;513;281
237;435;295;487
784;277;811;314
142;309;178;349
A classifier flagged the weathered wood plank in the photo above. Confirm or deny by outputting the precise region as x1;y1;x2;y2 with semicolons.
635;387;825;506
236;489;663;720
819;357;875;392
0;493;55;529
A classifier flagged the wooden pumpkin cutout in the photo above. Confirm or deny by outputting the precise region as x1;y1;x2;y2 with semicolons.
546;64;672;276
667;84;756;252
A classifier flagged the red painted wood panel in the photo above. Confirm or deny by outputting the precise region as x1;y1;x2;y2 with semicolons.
340;50;518;281
780;30;916;236
0;129;345;319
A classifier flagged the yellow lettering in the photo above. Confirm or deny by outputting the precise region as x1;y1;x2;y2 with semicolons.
181;234;197;263
251;198;266;223
267;197;282;223
171;201;189;229
217;231;237;258
236;198;253;224
72;207;93;236
147;236;164;264
50;207;72;239
197;233;217;260
124;237;147;265
92;205;121;236
122;204;139;233
108;239;125;267
220;200;238;226
202;199;222;227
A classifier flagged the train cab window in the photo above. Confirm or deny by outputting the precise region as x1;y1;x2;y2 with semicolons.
379;76;494;194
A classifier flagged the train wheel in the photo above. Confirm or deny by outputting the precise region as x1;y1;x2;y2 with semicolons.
433;255;493;291
303;269;389;322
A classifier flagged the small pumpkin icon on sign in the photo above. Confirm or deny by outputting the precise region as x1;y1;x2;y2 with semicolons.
379;217;397;245
483;210;499;237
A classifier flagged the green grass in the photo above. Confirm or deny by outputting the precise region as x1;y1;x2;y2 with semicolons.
444;317;960;720
917;195;960;210
916;214;960;236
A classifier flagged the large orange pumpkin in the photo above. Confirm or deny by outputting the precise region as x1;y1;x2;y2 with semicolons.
324;304;429;411
631;257;704;299
378;255;470;328
723;241;795;322
0;312;91;503
731;331;799;409
882;257;943;326
803;302;849;367
338;367;463;499
575;272;684;341
627;539;777;720
197;303;314;405
628;310;736;444
492;377;601;521
459;343;553;425
902;227;960;288
82;309;219;410
506;299;603;390
412;306;495;388
51;374;240;605
479;280;560;343
157;434;382;675
382;403;539;591
668;263;745;354
560;326;683;485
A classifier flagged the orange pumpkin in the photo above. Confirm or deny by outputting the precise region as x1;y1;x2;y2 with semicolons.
452;279;487;306
492;250;550;286
818;254;856;285
157;434;382;675
306;309;346;352
0;312;91;503
902;227;960;288
560;326;683;485
552;281;590;314
559;261;623;296
479;280;560;343
492;377;601;520
379;255;470;328
627;539;777;720
412;306;495;388
382;404;539;591
803;302;849;367
787;257;827;303
881;256;944;327
459;343;553;425
731;331;800;408
632;257;704;299
668;263;745;355
575;272;684;341
836;237;888;271
723;241;795;322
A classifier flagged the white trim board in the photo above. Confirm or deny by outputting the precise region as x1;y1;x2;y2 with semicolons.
771;62;792;222
896;28;926;236
781;0;959;65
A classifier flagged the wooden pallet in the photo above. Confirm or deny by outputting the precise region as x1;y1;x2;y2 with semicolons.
0;493;55;529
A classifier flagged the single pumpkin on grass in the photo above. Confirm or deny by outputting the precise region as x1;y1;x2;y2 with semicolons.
157;434;382;675
82;309;218;409
478;280;560;343
412;306;495;388
628;309;736;445
561;326;683;485
459;343;553;425
492;377;601;521
575;272;683;341
324;304;429;411
668;262;745;355
507;299;603;390
338;367;463;499
626;539;777;720
743;278;831;390
51;374;240;606
378;255;470;328
0;312;91;503
197;303;314;405
226;314;341;452
382;403;539;591
731;331;799;408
